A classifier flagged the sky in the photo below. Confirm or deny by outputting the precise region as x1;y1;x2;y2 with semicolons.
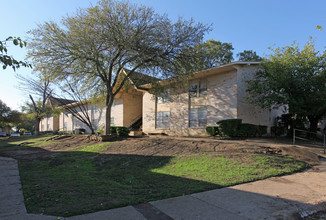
1;0;326;110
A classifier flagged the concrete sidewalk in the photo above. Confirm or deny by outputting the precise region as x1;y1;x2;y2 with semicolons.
1;156;326;220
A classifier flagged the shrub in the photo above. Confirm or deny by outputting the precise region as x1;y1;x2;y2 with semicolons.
110;126;117;134
256;125;268;137
206;126;219;136
110;126;130;137
217;119;267;138
116;127;130;137
238;123;256;137
217;119;242;137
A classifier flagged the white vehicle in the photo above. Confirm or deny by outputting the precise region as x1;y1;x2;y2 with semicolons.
0;132;6;137
10;133;20;137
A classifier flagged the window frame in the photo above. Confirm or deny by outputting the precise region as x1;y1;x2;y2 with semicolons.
189;107;207;128
157;89;170;103
189;80;207;98
156;111;170;129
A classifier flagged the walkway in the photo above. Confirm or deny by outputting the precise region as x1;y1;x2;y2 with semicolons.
1;157;326;219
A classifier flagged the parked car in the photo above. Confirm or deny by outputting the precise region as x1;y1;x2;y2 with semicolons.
0;132;6;137
24;132;32;136
10;133;20;137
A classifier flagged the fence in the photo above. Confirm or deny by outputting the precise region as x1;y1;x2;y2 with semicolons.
293;129;326;154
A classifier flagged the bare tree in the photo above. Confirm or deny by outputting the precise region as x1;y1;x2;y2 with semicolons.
53;81;96;134
17;74;53;135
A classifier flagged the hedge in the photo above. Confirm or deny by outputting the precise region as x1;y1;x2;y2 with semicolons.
217;119;242;137
238;123;257;137
256;125;268;137
206;126;219;136
216;119;267;138
110;126;130;137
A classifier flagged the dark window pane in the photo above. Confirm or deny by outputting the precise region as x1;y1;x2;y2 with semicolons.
189;84;197;98
198;119;207;127
189;120;197;127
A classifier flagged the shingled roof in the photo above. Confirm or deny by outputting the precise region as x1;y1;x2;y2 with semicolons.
48;96;76;107
124;69;159;89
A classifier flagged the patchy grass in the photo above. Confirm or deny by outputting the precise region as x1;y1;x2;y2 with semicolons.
17;140;308;217
0;135;52;151
64;143;112;153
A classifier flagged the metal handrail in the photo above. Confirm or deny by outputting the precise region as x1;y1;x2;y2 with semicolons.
293;128;326;154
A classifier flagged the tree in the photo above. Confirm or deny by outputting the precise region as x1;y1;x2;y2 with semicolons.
0;36;32;71
28;0;210;135
14;112;34;133
17;74;54;135
194;39;233;69
247;40;326;133
54;81;97;134
237;50;262;61
0;100;21;129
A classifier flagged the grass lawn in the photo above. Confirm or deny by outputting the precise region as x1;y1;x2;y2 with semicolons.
0;136;309;217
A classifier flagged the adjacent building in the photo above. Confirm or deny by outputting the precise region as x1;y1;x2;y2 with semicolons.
40;62;282;136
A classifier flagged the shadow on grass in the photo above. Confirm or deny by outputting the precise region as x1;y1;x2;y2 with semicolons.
1;144;219;217
0;136;314;218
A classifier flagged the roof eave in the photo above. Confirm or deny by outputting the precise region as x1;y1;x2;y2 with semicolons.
140;61;261;89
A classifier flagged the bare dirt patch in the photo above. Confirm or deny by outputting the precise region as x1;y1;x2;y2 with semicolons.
0;135;322;165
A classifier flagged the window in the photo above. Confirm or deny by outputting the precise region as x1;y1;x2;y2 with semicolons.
199;80;207;97
189;80;207;98
110;117;114;125
41;124;44;131
157;89;170;103
189;107;207;127
189;83;198;98
64;122;68;131
156;112;170;129
47;124;50;130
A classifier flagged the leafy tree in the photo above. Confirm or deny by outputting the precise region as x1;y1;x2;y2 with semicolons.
0;36;32;71
194;39;233;69
237;50;262;61
0;100;21;128
14;112;34;133
28;0;210;135
247;40;326;133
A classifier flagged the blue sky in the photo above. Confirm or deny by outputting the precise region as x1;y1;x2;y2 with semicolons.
1;0;326;110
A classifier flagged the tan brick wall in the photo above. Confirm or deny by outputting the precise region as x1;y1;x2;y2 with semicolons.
40;116;56;132
142;92;156;133
236;65;272;127
53;116;59;132
207;70;238;125
123;92;142;127
111;98;123;126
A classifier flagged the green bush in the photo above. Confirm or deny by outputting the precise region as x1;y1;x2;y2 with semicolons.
217;119;242;137
206;126;219;136
117;127;130;137
256;125;267;137
217;119;267;138
110;126;117;134
110;126;130;137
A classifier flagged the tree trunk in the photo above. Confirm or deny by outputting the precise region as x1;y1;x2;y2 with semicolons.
308;116;319;134
105;105;112;135
90;126;95;135
105;95;114;135
34;117;40;135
